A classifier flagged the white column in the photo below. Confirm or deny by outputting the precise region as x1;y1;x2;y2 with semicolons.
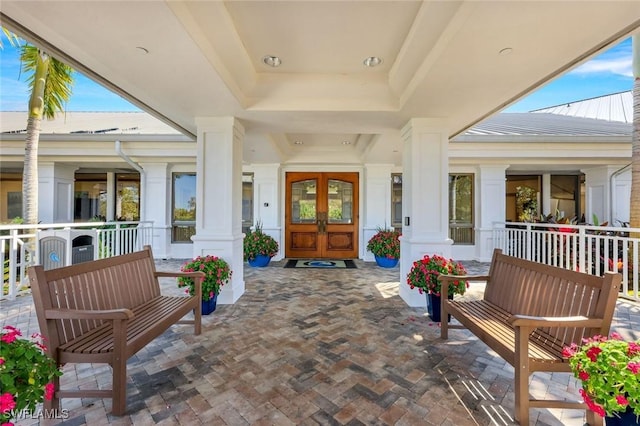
583;166;620;225
475;165;508;261
250;164;282;260
140;163;170;258
106;172;116;222
399;119;452;307
363;164;394;261
38;162;76;223
541;173;551;217
192;117;245;304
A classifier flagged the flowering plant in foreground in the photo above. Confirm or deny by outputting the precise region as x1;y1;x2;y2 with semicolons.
406;254;468;297
178;255;232;301
0;326;62;425
366;227;401;259
563;333;640;418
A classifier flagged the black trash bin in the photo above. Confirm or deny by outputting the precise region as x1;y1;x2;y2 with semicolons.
72;235;95;264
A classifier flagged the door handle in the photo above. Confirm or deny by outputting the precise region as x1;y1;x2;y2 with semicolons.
318;212;328;234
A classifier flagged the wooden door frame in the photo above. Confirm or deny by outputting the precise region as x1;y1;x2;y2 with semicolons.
284;171;359;259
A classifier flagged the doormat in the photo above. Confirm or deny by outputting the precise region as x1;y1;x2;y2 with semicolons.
284;259;357;269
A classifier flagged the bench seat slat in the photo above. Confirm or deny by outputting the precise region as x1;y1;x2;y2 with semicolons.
448;300;563;365
58;296;196;358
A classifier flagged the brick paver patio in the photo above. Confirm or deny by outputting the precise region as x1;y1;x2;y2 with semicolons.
1;259;639;425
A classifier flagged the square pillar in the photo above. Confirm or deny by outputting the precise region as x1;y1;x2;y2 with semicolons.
192;117;245;304
399;119;453;307
363;164;394;261
38;162;76;223
476;165;508;261
249;164;282;260
583;165;628;225
140;162;171;258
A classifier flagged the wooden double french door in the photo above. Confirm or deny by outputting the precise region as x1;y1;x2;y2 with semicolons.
285;172;359;259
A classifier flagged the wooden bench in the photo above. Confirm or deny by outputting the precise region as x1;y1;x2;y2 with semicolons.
27;245;204;416
439;249;621;426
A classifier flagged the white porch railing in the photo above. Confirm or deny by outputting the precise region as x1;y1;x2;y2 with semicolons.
493;222;640;302
1;221;153;300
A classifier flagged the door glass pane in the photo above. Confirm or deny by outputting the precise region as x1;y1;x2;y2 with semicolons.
328;179;353;224
291;179;317;223
242;173;254;234
449;174;474;244
172;173;196;243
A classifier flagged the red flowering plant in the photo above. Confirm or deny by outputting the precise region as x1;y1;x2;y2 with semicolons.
406;254;468;296
563;333;640;419
0;326;62;424
178;255;232;301
366;227;401;259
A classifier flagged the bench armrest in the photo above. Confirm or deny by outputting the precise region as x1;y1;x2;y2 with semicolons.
439;274;490;282
155;271;205;279
155;271;204;300
509;314;604;328
44;308;134;320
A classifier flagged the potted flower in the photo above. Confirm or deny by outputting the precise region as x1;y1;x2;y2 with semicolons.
243;222;278;267
1;326;63;424
406;254;468;322
563;333;640;425
178;255;232;314
366;226;401;268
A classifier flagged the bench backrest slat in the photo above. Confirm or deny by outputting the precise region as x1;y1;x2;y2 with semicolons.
29;246;161;350
484;249;619;357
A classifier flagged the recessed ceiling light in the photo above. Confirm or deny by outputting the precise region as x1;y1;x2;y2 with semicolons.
263;55;282;67
499;47;513;56
363;56;383;67
294;140;304;145
341;140;351;145
136;46;149;54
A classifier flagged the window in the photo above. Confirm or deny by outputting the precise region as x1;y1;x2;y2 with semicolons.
74;173;140;221
172;173;196;243
391;174;402;229
0;172;23;222
74;173;108;221
449;174;474;244
242;173;254;234
116;173;140;221
550;175;582;222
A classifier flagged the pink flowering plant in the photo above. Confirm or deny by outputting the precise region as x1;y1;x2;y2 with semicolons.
563;333;640;419
406;254;468;297
0;326;62;424
243;222;278;261
178;255;232;301
366;227;401;259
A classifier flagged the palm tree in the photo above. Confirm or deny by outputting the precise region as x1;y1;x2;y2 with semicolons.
1;29;74;224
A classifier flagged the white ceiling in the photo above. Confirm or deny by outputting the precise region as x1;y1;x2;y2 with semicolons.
2;1;639;166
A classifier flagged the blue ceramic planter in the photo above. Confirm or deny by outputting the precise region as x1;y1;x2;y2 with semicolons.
374;255;399;268
605;406;640;425
426;293;452;323
201;293;218;315
248;254;271;267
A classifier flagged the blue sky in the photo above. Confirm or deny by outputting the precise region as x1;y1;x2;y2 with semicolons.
0;34;634;113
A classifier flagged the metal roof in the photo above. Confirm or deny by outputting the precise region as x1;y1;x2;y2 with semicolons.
0;111;181;135
462;112;631;137
530;90;632;123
